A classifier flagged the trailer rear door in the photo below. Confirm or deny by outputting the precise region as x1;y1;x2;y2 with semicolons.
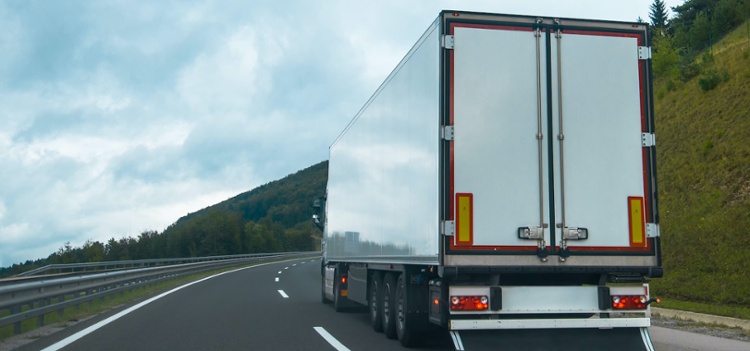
446;15;658;266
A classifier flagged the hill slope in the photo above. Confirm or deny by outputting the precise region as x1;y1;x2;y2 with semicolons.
160;161;328;257
651;25;750;307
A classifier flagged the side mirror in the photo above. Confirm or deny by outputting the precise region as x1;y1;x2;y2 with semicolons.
312;197;325;231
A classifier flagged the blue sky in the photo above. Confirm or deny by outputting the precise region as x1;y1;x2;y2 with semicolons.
0;0;681;267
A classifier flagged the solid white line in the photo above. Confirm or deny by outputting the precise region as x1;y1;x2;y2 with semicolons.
41;262;278;351
313;327;351;351
278;290;289;298
275;277;279;282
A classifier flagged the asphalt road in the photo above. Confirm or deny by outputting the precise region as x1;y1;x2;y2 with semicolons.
17;258;750;351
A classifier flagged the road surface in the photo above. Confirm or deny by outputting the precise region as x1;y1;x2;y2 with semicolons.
16;258;749;350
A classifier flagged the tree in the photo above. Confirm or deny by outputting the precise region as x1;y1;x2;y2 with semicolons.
690;10;713;50
650;0;670;32
652;34;680;81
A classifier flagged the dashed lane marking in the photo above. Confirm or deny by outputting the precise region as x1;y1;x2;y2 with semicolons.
278;290;289;298
313;327;351;351
275;277;279;282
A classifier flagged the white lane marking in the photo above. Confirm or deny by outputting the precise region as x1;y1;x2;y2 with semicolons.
41;262;279;351
275;277;279;282
293;264;297;267
301;262;305;264
285;267;289;270
450;331;465;350
278;271;282;274
313;327;351;351
640;327;655;351
278;290;289;298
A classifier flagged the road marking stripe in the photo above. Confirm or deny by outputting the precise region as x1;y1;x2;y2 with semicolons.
293;264;297;266
278;271;282;274
285;267;289;270
640;327;655;351
450;331;465;350
278;290;289;298
275;277;279;282
313;327;351;351
41;262;280;351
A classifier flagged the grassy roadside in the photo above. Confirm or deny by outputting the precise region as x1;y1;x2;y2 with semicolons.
0;256;317;342
651;20;750;313
657;298;750;320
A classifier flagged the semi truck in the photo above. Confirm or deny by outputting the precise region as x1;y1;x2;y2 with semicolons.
315;10;662;350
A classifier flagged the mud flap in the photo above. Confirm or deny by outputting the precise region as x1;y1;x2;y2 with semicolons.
450;327;654;351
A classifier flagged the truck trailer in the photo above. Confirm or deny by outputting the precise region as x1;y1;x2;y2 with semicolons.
316;10;662;350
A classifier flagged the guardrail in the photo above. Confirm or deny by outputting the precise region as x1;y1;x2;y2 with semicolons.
0;251;320;336
14;253;283;277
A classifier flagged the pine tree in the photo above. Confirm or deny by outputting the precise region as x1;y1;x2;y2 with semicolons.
649;0;670;31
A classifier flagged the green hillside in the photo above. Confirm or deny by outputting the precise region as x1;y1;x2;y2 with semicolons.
0;161;328;278
160;161;328;257
650;23;750;312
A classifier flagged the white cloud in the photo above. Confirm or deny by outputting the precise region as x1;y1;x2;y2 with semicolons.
0;0;674;266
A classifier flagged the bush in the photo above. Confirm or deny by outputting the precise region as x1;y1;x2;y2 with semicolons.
698;69;722;91
679;61;701;82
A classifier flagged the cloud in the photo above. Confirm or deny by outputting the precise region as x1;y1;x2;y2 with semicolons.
0;0;668;266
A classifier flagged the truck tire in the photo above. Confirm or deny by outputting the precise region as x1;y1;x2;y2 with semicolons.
369;272;384;332
396;274;420;347
382;272;398;339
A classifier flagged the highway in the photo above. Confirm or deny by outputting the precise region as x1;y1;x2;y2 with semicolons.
17;257;750;351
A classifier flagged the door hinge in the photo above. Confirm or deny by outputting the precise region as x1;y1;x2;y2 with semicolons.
442;126;455;141
638;46;652;60
646;223;660;238
642;133;656;147
442;220;455;236
442;35;455;50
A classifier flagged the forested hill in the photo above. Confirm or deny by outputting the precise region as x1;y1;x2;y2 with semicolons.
190;161;327;228
0;161;328;277
159;160;329;257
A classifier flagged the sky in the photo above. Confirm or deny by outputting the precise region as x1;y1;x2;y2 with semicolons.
0;0;683;267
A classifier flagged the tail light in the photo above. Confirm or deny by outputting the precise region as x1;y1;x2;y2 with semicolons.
450;295;489;311
611;295;648;310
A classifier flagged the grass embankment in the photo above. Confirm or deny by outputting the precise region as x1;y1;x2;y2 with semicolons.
650;22;750;318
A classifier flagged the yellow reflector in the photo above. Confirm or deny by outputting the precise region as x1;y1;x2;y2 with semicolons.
456;193;473;245
628;197;645;246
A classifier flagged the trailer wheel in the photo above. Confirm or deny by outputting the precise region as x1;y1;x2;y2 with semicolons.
396;274;420;347
369;272;384;332
381;272;398;339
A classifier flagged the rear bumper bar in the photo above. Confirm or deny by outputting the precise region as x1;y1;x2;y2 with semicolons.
449;317;650;330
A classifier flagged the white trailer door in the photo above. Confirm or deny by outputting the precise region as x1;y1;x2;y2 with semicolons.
550;29;650;253
450;23;551;253
448;22;654;258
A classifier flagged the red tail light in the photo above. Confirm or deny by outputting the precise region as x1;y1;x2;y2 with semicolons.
611;295;648;310
450;295;489;311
